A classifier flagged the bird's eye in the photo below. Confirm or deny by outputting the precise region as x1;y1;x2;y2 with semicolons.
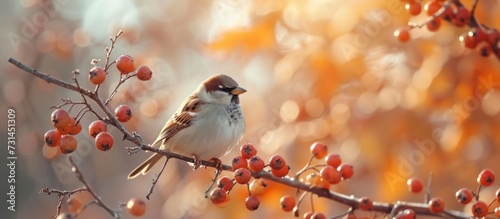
219;86;235;93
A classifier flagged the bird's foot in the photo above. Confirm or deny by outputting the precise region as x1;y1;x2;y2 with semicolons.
192;154;201;170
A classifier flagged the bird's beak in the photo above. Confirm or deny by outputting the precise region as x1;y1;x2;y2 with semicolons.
231;87;247;95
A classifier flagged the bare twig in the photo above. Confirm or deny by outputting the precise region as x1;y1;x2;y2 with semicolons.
40;187;87;218
146;158;169;200
425;172;433;203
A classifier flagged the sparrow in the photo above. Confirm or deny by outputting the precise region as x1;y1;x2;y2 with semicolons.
128;74;246;179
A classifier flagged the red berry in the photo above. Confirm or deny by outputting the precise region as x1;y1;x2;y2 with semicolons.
358;196;373;211
271;165;290;178
325;153;342;168
240;143;257;159
310;142;328;159
234;168;251;184
245;195;260;211
426;17;441;32
424;0;442;16
44;129;61;147
320;166;342;184
51;109;72;129
394;28;410;43
477;168;495;186
67;197;82;213
496;188;500;203
217;176;234;192
479;44;492;57
269;155;287;170
280;195;296;212
459;33;478;49
311;212;326;219
453;7;470;27
468;28;487;43
69;121;82;135
127;198;146;217
231;156;248;171
135;65;153;81
57;117;76;135
405;1;421;16
89;66;106;85
338;163;354;180
116;54;135;74
394;209;416;219
428;197;445;213
407;177;423;193
88;120;107;138
248;156;265;172
95;132;114;151
486;29;500;45
471;200;488;217
495;207;500;217
59;135;77;154
210;188;228;205
115;104;132;122
303;212;314;219
455;188;473;204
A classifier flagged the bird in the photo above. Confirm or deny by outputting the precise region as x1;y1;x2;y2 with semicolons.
128;74;246;179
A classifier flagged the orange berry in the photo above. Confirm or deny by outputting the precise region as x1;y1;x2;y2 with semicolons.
495;207;500;217
358;196;373;211
496;188;500;203
115;104;132;122
210;188;228;205
116;54;135;74
249;178;267;196
477;168;495;186
44;129;61;147
338;163;354;180
67;197;82;213
426;18;441;32
440;6;454;20
407;177;423;193
127;198;146;217
428;197;445;213
271;165;290;178
69;121;82;135
89;66;106;85
394;28;410;43
405;1;421;16
248;156;265;172
234;168;251;184
240;143;257;159
453;7;470;27
471;200;488;217
59;135;77;154
310;142;328;159
245;195;260;211
325;153;341;168
51;109;72;129
459;33;478;49
269;155;286;170
468;28;487;42
57;117;76;135
311;212;326;219
280;195;296;212
95;132;114;151
424;0;442;16
455;188;473;204
135;65;153;81
231;156;248;171
88;120;107;138
320;166;342;184
217;176;234;192
479;44;493;57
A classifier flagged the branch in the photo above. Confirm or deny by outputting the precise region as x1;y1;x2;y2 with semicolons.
9;57;471;218
40;187;87;218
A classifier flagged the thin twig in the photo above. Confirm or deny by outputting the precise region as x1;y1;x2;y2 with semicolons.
205;168;223;198
146;158;169;200
40;187;87;218
425;172;433;203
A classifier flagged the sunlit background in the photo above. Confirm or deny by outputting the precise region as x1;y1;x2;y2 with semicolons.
2;0;500;218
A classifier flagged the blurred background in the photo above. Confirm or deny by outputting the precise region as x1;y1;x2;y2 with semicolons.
1;0;500;218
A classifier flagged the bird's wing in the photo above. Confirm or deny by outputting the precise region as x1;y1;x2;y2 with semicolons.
151;95;205;147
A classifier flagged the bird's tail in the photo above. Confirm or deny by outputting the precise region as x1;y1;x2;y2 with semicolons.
127;153;163;179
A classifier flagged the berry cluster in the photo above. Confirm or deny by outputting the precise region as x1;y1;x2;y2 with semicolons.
395;0;500;58
405;169;498;218
43;53;153;155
